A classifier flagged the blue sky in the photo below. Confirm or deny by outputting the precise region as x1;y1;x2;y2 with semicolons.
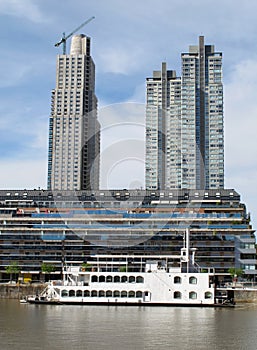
1;0;257;227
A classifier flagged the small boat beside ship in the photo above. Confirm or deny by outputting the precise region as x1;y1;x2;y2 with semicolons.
24;230;234;307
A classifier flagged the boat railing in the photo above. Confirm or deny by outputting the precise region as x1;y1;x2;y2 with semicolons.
219;281;257;290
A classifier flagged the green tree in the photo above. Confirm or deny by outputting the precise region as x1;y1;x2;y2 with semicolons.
5;262;20;282
41;263;56;281
81;262;91;271
228;267;244;279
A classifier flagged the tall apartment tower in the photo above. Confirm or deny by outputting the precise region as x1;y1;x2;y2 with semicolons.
47;34;100;190
145;36;224;190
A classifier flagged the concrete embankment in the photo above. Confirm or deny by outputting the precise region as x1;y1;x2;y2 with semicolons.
234;289;257;303
0;284;45;299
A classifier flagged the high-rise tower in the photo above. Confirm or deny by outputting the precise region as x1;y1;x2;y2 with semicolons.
47;34;100;190
145;36;224;190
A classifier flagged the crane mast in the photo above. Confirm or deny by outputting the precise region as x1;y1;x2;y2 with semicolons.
55;16;95;54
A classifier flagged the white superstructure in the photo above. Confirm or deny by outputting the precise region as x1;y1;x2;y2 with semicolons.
26;230;233;306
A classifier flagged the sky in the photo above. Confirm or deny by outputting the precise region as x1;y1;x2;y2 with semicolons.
0;0;257;227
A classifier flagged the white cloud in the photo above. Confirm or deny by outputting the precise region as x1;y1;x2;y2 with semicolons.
99;103;145;189
98;46;145;75
0;0;45;23
0;159;47;189
225;59;257;170
0;58;31;88
224;59;257;230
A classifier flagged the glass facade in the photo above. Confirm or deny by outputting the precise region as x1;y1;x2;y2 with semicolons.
145;36;224;190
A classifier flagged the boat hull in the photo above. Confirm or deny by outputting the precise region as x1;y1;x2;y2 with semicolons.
27;300;233;307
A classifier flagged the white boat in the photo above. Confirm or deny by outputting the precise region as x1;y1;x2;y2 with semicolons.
26;230;234;307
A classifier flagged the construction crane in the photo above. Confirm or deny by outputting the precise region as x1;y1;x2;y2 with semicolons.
55;16;95;54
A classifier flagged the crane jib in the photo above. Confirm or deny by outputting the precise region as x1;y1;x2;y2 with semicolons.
54;16;95;54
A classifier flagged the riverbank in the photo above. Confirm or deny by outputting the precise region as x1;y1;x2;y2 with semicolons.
0;284;45;299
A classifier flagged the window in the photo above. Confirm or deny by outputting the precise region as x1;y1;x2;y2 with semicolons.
114;276;120;283
61;290;68;297
136;276;144;283
129;291;135;298
69;290;75;297
121;291;127;298
99;275;105;283
76;290;82;297
99;290;105;297
189;276;197;284
84;290;90;297
91;275;97;282
106;275;113;283
174;291;181;299
106;290;112;297
189;291;197;299
121;276;128;283
205;292;213;299
174;276;181;284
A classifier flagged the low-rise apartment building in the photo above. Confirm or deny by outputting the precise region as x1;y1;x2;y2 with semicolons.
0;189;256;282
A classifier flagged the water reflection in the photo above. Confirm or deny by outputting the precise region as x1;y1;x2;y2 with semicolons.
0;301;257;350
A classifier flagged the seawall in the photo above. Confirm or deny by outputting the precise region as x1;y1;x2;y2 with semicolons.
0;284;45;299
234;290;257;303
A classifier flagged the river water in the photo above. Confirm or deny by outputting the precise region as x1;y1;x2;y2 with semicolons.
0;300;257;350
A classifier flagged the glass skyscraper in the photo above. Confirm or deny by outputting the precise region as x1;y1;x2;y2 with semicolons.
47;34;100;190
145;36;224;190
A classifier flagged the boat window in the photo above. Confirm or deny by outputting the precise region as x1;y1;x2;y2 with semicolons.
205;291;213;299
76;290;82;297
121;276;128;283
136;276;144;283
61;290;68;297
106;290;112;297
136;291;143;298
174;291;181;299
114;276;120;283
189;276;197;284
129;291;135;298
99;275;105;283
174;276;181;284
113;290;120;297
99;290;105;297
69;290;75;297
129;276;136;283
84;290;90;297
91;290;97;297
106;275;113;283
189;291;197;299
121;291;127;298
91;275;98;282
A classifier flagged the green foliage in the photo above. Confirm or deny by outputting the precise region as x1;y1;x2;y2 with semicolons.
81;263;91;271
5;262;20;275
41;263;55;274
119;266;126;272
228;267;243;277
